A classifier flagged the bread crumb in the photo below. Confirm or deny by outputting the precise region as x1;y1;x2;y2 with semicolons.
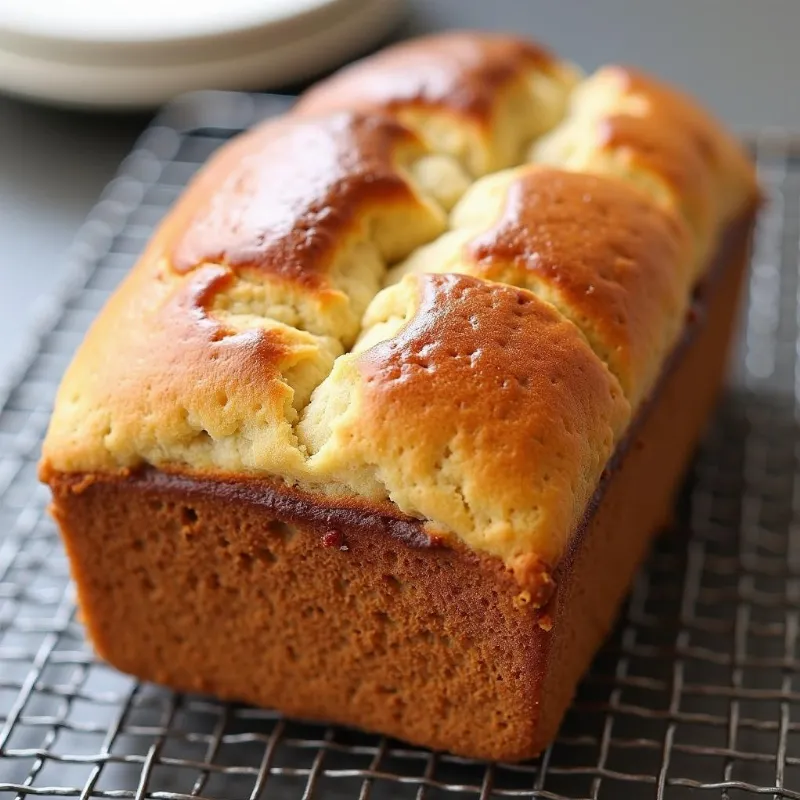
513;590;532;609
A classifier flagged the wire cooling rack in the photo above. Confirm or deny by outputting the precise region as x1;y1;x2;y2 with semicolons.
1;93;800;800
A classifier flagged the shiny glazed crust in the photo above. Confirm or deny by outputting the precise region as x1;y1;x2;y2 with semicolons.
40;31;760;758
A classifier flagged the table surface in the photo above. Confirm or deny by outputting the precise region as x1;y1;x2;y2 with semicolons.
1;0;797;378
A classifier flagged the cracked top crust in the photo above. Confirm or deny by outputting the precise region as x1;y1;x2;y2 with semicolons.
294;31;581;177
41;31;758;573
388;165;694;409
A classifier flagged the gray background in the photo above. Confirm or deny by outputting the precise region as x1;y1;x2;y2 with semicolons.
0;0;796;377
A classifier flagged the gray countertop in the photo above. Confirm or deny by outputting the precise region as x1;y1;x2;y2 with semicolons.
1;0;796;377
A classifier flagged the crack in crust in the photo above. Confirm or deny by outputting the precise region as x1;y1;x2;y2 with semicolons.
388;165;695;409
294;32;581;177
299;272;629;568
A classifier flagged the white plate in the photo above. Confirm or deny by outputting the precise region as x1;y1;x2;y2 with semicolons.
0;0;404;109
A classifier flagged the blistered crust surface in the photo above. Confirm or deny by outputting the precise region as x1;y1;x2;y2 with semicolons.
298;273;629;570
41;33;759;570
44;110;453;479
390;166;695;408
44;262;339;481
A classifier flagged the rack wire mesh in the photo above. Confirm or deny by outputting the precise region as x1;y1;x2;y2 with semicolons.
1;92;799;799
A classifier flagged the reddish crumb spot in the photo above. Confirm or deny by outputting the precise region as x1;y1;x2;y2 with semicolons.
510;553;556;608
321;530;343;548
537;613;554;632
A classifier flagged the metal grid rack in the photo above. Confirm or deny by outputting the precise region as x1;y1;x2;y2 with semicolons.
1;92;799;800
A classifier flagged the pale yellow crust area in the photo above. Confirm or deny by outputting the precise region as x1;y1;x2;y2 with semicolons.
531;66;759;273
41;32;759;572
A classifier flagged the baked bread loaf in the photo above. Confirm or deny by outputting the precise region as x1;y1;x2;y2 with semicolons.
40;31;760;761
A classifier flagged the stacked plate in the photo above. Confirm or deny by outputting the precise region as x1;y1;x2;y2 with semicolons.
0;0;404;108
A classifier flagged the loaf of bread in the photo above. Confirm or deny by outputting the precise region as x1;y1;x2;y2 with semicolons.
41;32;760;761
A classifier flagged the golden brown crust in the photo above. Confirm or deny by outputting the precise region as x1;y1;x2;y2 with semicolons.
41;31;759;576
602;67;754;209
173;112;442;280
295;31;581;176
467;168;692;403
532;66;759;271
39;112;454;479
38;258;339;478
296;31;562;119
